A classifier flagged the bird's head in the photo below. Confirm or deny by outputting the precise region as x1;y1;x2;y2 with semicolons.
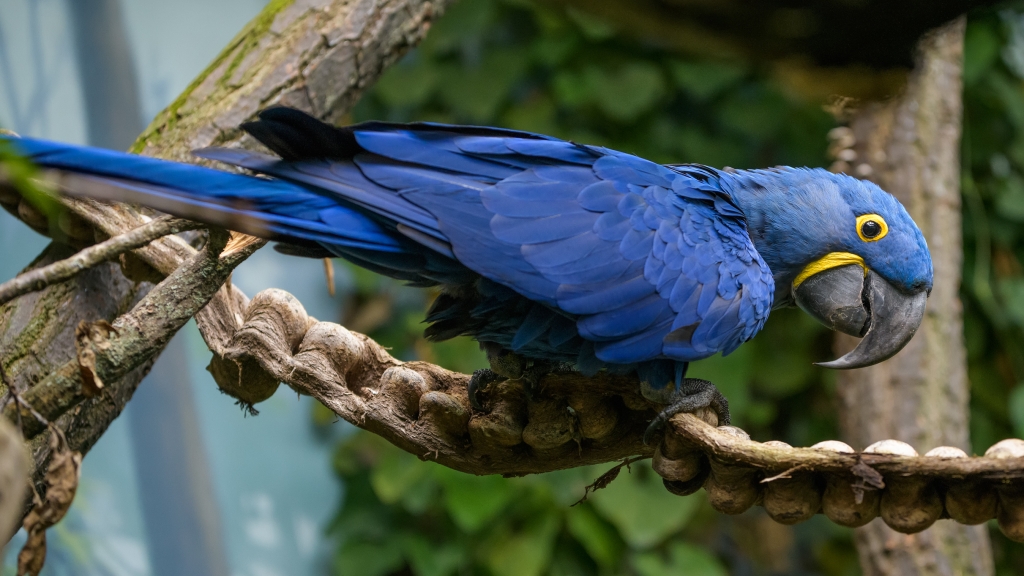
723;167;933;369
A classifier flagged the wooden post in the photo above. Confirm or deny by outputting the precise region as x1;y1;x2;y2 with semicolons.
832;17;994;575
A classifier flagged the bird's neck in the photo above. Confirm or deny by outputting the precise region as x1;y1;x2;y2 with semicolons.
718;168;820;308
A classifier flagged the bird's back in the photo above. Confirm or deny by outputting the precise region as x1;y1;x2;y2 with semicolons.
6;107;775;387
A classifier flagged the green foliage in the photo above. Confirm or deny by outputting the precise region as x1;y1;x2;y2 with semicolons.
962;9;1024;448
631;542;727;576
329;432;722;576
0;135;63;237
586;464;699;549
962;10;1024;571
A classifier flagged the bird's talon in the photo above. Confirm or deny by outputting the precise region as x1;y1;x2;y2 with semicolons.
643;378;730;445
468;368;502;411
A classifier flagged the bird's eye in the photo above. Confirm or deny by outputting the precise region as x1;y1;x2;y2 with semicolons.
856;214;888;242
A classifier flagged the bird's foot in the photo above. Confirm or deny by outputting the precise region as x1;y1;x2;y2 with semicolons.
468;368;504;411
512;361;553;401
468;351;559;411
643;378;730;445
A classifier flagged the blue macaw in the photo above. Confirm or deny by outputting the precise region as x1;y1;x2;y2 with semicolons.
2;107;932;439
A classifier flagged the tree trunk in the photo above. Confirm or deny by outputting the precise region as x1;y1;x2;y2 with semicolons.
832;17;993;576
65;0;144;150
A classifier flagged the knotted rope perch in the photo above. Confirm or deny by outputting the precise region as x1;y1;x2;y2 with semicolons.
196;287;658;475
197;285;1024;541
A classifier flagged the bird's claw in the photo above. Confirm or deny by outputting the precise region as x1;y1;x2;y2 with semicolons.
642;379;730;445
468;369;503;411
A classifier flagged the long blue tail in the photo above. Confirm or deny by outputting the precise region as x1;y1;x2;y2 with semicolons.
4;136;403;254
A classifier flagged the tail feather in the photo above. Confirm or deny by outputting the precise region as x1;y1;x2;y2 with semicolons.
5;136;404;253
194;146;447;244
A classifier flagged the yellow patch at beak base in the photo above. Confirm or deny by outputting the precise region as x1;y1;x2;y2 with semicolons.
792;252;868;289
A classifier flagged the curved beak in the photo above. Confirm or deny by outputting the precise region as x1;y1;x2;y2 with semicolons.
792;264;928;370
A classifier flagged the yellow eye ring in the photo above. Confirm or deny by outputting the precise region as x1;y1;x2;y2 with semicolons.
856;214;888;242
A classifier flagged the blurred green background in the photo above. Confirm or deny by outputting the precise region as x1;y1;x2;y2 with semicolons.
319;1;1024;574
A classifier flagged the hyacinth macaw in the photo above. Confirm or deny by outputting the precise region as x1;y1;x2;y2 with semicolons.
2;107;932;440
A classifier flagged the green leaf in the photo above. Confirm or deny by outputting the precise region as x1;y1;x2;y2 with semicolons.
668;60;746;101
632;542;728;576
437;49;530;123
750;320;820;398
370;444;431;504
668;126;746;168
1009;384;1024;438
330;474;396;542
375;59;438;109
0;137;62;236
565;7;616;40
1001;10;1024;79
689;345;753;424
420;0;496;55
589;462;699;549
997;277;1024;327
995;175;1024;221
533;466;603;507
717;87;790;139
402;534;465;576
335;539;406;576
565;504;623;569
745;400;777;427
964;20;1002;86
547;542;599;576
484;512;561;576
433;467;516;532
972;404;1003;457
502;95;558;136
552;69;592;108
400;473;440;515
666;542;728;576
530;34;578;68
592;63;666;122
986;73;1024;130
425;335;489;375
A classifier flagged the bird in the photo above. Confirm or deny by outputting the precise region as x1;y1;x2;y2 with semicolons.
2;106;932;441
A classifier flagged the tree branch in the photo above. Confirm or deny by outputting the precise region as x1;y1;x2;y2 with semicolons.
0;216;199;307
1;229;265;439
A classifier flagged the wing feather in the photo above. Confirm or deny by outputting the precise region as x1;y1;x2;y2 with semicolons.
197;113;776;365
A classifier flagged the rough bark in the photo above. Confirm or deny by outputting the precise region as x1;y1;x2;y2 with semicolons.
131;0;449;161
0;216;199;307
830;18;994;576
0;242;154;464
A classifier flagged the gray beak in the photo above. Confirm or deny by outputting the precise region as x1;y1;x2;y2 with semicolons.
792;265;928;370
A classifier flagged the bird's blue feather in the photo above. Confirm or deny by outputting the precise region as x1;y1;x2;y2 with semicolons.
4;111;791;390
